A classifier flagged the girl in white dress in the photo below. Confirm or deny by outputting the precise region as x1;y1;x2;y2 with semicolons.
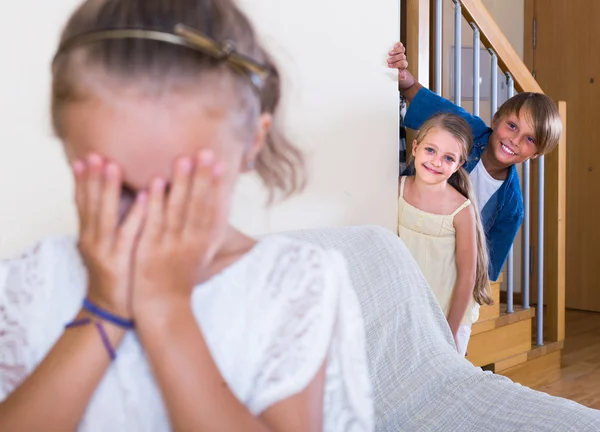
0;0;373;430
397;113;492;356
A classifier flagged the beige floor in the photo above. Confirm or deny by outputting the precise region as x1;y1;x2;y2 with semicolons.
538;310;600;410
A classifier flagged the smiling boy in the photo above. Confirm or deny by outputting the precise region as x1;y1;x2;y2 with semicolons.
389;42;562;281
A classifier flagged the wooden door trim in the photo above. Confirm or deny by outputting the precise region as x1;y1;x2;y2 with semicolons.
524;0;534;73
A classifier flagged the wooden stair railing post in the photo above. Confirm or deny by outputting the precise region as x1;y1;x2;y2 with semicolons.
544;101;567;342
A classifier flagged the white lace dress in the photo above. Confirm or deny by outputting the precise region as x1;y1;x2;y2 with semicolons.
0;235;373;431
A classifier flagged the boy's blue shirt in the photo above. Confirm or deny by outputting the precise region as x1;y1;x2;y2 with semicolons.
402;87;524;281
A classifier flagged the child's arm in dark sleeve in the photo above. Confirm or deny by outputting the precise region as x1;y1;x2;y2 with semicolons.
404;87;491;141
389;41;491;138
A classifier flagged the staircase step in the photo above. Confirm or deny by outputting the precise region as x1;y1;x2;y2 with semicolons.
528;339;564;360
498;348;562;389
490;339;564;372
467;306;536;367
472;306;535;336
478;281;501;321
467;318;532;367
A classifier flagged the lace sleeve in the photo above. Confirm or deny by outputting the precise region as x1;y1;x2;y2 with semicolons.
247;242;373;430
0;237;86;403
0;243;44;401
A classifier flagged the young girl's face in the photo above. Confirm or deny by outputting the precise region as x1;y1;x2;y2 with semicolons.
60;83;267;217
412;127;463;184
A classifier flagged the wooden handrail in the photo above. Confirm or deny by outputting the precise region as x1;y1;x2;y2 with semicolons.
459;0;542;93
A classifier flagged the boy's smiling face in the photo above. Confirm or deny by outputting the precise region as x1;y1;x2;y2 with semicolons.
488;109;539;167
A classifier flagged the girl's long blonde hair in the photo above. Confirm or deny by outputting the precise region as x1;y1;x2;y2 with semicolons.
408;113;493;306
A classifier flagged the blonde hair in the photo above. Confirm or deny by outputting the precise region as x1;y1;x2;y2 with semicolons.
51;0;304;199
408;113;493;306
494;92;562;155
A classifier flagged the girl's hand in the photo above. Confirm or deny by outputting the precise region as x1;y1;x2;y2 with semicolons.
74;153;148;318
132;149;229;316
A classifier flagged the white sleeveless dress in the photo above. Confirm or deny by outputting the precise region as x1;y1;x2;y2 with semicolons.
398;177;479;355
0;235;373;431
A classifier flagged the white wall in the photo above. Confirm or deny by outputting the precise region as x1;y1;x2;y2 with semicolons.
0;0;399;258
482;0;524;60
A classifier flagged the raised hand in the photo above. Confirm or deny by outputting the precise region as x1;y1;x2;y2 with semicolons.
387;42;414;89
73;153;147;318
